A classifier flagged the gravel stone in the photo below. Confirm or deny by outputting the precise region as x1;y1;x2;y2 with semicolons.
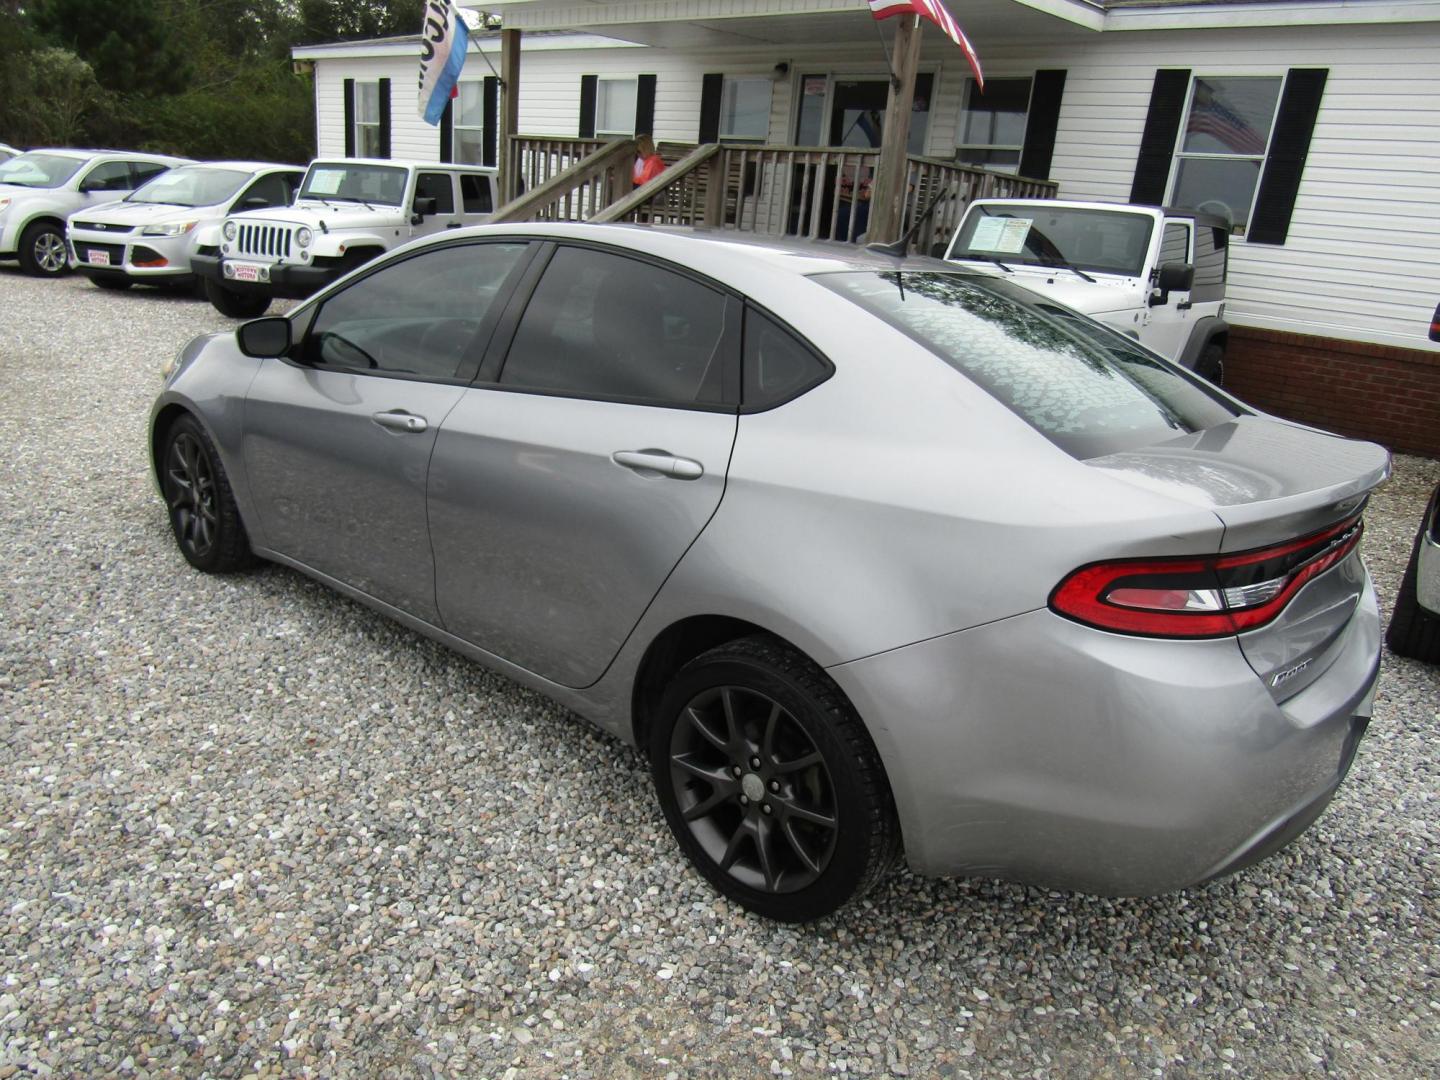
1;268;1437;1077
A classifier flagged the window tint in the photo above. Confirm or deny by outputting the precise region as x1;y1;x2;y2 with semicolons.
459;174;492;214
130;162;169;186
814;271;1238;459
500;247;728;406
1160;223;1190;265
306;243;528;380
416;172;455;214
81;161;134;192
1192;226;1228;300
235;172;294;210
743;307;830;409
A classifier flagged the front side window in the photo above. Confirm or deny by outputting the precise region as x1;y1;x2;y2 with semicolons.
721;76;772;141
956;77;1031;172
949;204;1156;278
300;163;408;206
128;166;250;207
415;172;455;214
233;172;298;211
1169;75;1282;232
814;270;1237;459
80;161;134;193
454;81;486;164
1159;223;1190;266
355;81;384;157
305;243;528;379
596;78;638;136
500;246;728;406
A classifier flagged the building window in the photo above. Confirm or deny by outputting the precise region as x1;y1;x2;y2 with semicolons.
454;81;486;164
720;76;772;141
1168;75;1282;231
596;77;639;136
355;82;383;158
956;77;1031;172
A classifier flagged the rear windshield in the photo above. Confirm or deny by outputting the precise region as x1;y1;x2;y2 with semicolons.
128;166;250;207
814;270;1240;459
0;152;83;189
947;204;1154;277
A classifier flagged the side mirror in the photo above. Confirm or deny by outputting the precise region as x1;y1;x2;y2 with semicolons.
411;195;438;225
236;316;292;358
1157;262;1195;292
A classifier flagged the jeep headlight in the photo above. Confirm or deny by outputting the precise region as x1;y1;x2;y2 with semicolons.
295;227;313;249
141;221;197;237
222;221;237;241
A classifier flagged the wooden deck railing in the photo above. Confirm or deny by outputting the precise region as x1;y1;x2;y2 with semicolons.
497;138;1060;247
506;135;608;203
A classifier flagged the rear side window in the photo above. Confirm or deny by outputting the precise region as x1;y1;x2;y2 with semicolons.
130;161;169;186
460;174;493;214
499;246;728;407
743;307;831;410
815;270;1239;459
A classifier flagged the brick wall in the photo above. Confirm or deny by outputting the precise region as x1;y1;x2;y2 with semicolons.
1224;327;1440;459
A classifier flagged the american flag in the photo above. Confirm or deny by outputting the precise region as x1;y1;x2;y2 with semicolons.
1187;90;1268;156
868;0;984;92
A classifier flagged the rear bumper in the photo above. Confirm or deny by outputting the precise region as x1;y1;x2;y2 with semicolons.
827;576;1381;895
191;251;336;299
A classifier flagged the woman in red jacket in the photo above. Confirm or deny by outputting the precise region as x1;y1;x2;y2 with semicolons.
632;135;666;187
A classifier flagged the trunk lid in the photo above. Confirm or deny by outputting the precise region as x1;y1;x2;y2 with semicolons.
1088;415;1390;699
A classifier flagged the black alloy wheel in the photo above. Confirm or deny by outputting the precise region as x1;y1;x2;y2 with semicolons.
651;636;899;922
160;416;254;573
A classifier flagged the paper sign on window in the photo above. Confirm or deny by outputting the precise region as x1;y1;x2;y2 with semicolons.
970;216;1032;254
308;169;344;195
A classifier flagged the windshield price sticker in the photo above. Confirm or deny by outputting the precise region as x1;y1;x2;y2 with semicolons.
308;169;344;195
970;217;1033;254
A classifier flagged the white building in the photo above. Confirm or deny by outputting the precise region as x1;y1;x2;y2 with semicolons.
293;0;1440;457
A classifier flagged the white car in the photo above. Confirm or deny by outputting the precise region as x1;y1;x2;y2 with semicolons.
67;162;304;292
0;144;20;164
0;149;191;276
191;158;499;317
944;199;1231;382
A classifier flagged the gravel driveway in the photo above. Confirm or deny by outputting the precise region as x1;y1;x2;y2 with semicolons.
1;267;1436;1079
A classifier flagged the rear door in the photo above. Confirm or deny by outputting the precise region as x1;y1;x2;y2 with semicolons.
241;240;534;622
430;242;739;688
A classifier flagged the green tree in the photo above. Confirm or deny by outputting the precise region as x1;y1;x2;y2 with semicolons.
292;0;421;44
30;0;191;95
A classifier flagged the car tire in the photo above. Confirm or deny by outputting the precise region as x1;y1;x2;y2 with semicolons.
159;414;256;574
1385;522;1440;663
650;635;900;922
205;279;271;319
18;221;69;277
89;274;133;291
1196;342;1225;385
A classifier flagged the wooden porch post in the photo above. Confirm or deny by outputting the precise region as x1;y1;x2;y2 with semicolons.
867;17;923;244
500;28;521;200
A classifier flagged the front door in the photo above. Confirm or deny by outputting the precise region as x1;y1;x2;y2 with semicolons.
1141;221;1195;360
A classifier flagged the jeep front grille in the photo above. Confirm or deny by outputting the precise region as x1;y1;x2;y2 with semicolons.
235;224;292;259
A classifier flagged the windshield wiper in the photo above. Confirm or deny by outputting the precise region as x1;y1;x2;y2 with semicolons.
1038;257;1096;283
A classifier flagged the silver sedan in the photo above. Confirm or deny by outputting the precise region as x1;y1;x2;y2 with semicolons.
150;224;1390;922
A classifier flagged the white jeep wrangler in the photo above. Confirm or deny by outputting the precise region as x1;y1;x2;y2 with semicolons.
942;199;1231;382
193;158;498;318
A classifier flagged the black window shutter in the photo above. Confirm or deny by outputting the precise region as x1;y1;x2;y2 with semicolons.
636;74;657;136
439;98;453;163
343;78;356;157
378;78;391;159
579;75;598;138
1248;68;1327;246
1018;69;1066;181
1130;69;1190;205
699;73;723;143
483;76;499;167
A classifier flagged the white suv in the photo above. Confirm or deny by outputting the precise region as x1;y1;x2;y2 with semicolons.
193;158;499;317
0;149;192;276
944;199;1231;382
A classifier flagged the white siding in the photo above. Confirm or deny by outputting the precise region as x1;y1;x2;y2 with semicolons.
313;18;1440;352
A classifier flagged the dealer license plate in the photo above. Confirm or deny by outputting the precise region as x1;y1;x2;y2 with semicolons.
229;261;265;282
87;250;111;266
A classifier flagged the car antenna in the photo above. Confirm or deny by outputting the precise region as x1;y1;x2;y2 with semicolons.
866;191;951;259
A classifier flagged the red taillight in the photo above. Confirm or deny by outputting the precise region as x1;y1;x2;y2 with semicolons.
1050;516;1364;638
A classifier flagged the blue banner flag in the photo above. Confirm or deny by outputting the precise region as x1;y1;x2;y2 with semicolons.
418;0;469;126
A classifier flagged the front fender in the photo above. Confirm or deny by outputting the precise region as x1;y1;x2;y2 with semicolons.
311;231;392;259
